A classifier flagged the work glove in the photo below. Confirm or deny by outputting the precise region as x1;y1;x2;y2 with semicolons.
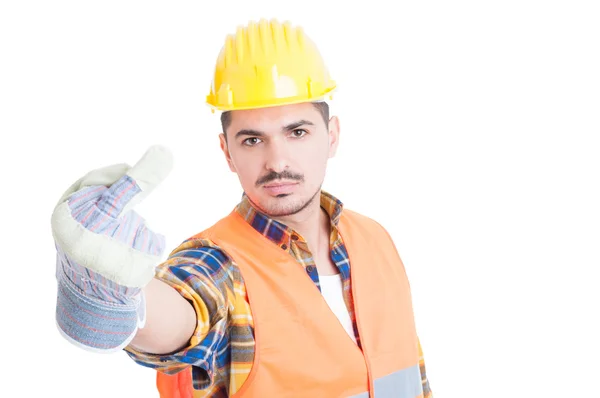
51;145;173;352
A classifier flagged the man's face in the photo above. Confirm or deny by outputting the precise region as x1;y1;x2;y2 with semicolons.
220;102;340;217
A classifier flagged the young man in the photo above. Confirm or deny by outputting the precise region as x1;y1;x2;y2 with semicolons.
52;19;433;397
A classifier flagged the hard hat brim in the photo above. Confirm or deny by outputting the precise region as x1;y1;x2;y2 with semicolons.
206;86;336;112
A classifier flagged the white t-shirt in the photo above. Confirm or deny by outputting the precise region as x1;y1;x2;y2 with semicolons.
319;273;357;344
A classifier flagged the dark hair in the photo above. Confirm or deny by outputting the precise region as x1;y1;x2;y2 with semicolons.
221;101;330;138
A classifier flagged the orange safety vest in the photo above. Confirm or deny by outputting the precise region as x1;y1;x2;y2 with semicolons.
157;208;424;397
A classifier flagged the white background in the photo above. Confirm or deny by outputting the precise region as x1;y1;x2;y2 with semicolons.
1;0;599;397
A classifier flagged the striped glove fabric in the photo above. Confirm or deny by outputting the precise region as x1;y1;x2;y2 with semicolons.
51;145;173;352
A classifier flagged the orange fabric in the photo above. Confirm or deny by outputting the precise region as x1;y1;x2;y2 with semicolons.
158;208;421;397
157;368;193;398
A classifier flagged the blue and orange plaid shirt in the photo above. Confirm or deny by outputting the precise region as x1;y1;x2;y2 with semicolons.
125;191;433;397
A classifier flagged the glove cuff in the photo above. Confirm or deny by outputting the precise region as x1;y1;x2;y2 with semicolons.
55;259;146;353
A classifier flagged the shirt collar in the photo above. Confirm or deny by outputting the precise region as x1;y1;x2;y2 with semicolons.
234;190;344;249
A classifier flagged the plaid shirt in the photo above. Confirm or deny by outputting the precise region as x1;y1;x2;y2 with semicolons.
125;191;433;397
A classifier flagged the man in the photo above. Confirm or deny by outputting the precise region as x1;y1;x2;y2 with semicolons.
52;19;433;397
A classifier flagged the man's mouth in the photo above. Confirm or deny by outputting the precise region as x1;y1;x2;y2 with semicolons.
263;181;300;195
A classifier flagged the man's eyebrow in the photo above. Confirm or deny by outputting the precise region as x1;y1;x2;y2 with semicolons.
235;129;265;139
283;120;314;131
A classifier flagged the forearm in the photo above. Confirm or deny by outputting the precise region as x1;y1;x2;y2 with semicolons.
129;278;197;354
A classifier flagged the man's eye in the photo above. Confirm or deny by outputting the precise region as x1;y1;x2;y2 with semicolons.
291;129;307;138
243;137;261;146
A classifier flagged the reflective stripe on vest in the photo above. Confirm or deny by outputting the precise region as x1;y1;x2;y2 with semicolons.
349;365;424;398
158;208;423;397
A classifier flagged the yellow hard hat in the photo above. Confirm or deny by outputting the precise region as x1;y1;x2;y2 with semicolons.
206;19;336;111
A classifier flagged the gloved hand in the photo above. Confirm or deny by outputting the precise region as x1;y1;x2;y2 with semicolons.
51;145;173;352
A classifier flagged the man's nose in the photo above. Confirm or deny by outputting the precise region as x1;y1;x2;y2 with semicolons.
264;139;290;173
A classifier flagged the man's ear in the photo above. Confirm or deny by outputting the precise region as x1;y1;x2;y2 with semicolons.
219;133;236;172
327;116;341;158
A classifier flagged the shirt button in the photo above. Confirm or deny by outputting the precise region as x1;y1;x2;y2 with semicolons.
306;266;315;273
291;234;299;241
281;244;287;250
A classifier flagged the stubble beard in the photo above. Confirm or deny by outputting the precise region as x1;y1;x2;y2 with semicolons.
253;185;322;218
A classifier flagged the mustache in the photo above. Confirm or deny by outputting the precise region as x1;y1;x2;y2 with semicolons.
256;170;304;187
